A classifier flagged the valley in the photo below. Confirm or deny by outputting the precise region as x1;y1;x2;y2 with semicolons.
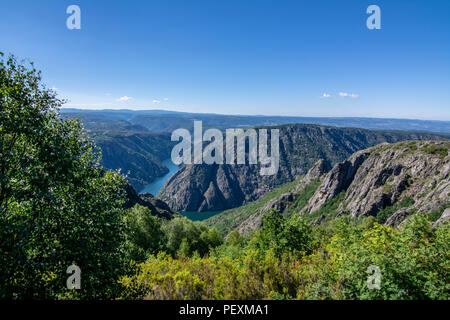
64;109;449;223
159;124;448;213
3;0;450;302
205;140;450;235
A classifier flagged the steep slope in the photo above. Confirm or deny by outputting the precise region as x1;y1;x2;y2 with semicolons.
204;159;328;235
92;132;175;191
206;140;449;235
159;124;447;212
123;183;175;219
62;113;176;191
301;140;450;226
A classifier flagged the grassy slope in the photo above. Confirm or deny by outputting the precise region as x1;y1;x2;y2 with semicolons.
204;178;322;235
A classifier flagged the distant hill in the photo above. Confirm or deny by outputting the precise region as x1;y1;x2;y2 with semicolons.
61;108;450;195
61;108;450;134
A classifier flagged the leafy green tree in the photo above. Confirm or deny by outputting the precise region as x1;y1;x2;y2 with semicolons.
162;217;223;257
200;228;223;250
252;210;313;258
177;238;191;257
298;215;449;300
225;230;245;247
125;204;165;261
0;53;129;299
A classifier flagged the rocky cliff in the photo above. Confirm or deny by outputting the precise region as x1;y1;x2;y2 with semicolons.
301;140;449;226
159;124;447;212
205;140;449;235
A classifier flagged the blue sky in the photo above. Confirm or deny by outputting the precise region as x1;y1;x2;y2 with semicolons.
1;0;449;120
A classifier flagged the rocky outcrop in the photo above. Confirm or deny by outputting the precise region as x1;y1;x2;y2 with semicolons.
385;208;414;227
159;124;446;212
301;140;450;226
205;140;449;235
262;159;329;215
236;159;330;233
123;183;174;219
432;208;450;227
302;152;368;214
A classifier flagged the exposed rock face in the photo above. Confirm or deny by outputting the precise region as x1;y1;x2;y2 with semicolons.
262;159;330;215
385;208;413;227
432;208;450;227
237;159;330;234
302;152;368;214
301;140;450;226
159;124;446;212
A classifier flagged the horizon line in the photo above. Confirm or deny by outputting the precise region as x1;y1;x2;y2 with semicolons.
60;106;450;123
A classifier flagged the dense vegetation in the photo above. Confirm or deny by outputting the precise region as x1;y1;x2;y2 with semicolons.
1;54;449;300
204;179;302;235
125;204;223;262
0;53;130;299
121;213;449;300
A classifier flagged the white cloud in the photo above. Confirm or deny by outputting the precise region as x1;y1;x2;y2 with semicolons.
117;96;133;102
339;92;358;98
163;98;169;101
152;99;161;104
321;93;331;98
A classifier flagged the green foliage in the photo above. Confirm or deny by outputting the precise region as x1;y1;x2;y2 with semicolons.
226;230;246;247
122;215;450;300
210;230;248;260
162;217;223;257
304;191;346;224
285;179;321;217
123;207;224;261
204;178;308;235
3;52;449;300
124;204;165;262
426;203;450;222
0;53;130;299
299;215;449;299
250;211;313;258
421;145;448;159
121;249;302;300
